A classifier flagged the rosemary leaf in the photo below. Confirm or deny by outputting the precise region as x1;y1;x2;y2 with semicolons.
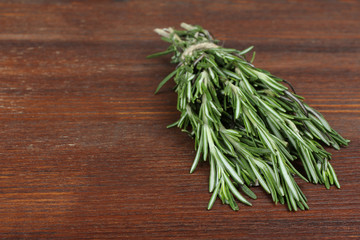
149;23;349;211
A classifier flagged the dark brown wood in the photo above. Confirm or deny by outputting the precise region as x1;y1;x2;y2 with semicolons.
0;0;359;239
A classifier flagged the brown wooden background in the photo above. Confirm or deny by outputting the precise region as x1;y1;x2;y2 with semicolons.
0;0;359;239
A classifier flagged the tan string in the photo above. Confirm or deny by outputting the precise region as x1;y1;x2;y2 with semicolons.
181;42;219;60
154;27;219;60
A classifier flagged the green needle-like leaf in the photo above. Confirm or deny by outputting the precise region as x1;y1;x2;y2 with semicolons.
149;23;349;211
154;69;178;94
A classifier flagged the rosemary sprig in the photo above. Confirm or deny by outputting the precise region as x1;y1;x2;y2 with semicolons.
149;23;349;211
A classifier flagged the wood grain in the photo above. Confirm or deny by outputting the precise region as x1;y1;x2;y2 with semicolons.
0;0;359;239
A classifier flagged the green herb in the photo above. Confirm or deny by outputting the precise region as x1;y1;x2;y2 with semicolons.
149;23;350;211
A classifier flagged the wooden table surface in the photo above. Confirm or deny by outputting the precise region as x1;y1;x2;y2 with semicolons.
0;0;359;239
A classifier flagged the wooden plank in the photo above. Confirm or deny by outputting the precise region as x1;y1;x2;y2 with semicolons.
0;0;359;239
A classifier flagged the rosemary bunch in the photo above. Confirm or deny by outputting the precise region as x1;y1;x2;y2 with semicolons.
148;23;349;211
